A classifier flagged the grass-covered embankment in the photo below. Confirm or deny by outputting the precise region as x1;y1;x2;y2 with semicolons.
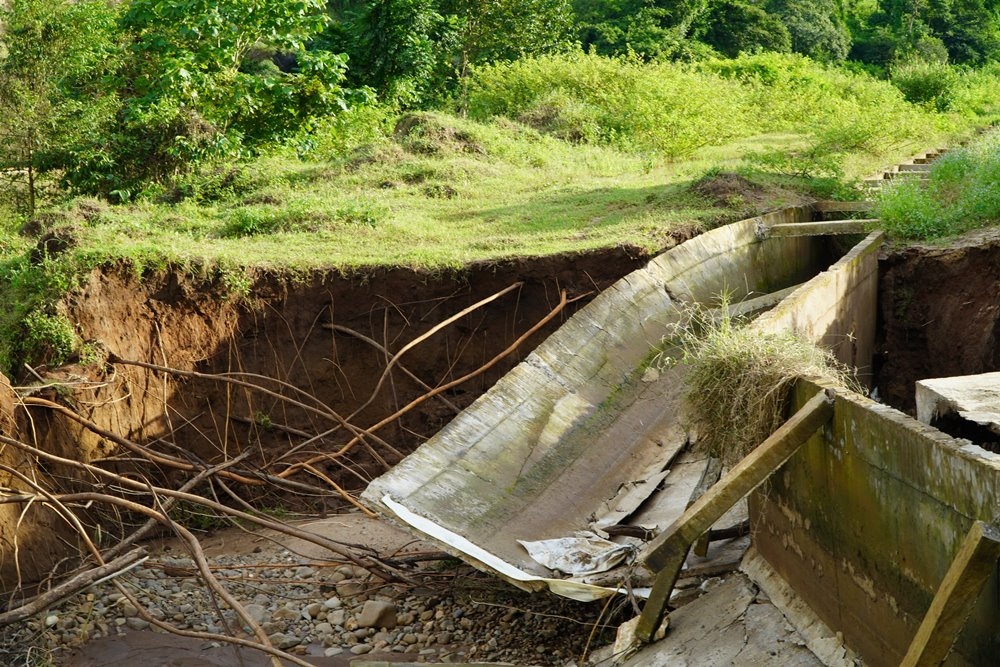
3;52;1000;373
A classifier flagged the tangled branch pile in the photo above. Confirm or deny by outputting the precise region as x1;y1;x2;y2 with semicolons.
0;281;577;666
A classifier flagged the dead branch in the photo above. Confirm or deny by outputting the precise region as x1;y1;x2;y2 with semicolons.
106;358;402;460
19;396;263;486
0;434;410;583
324;323;461;413
0;548;147;627
281;289;574;472
343;282;523;425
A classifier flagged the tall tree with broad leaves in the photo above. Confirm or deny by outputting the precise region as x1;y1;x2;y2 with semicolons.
0;0;120;214
766;0;853;62
71;0;353;199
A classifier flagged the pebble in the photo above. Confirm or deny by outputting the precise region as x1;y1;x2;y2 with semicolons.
0;545;627;667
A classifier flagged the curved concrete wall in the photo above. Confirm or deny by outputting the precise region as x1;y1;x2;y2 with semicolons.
363;205;850;594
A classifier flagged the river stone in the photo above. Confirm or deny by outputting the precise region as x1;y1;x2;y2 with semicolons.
244;604;267;624
357;600;396;629
271;605;299;621
350;643;373;655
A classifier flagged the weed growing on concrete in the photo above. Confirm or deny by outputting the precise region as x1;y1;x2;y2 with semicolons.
674;301;856;465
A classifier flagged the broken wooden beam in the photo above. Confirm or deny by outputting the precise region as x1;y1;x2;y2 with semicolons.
766;220;875;237
689;456;723;557
900;520;1000;667
633;387;835;643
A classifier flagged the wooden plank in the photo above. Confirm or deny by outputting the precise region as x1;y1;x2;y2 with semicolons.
900;520;1000;667
634;387;835;643
689;457;723;557
767;220;874;237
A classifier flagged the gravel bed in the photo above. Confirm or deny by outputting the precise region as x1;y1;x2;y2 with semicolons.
1;548;630;666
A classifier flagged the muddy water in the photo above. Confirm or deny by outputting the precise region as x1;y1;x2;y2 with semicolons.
62;630;428;667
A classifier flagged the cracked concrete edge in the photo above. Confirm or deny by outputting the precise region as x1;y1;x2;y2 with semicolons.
741;547;863;667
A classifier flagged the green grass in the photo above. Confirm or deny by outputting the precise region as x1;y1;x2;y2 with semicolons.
2;51;999;374
875;132;1000;241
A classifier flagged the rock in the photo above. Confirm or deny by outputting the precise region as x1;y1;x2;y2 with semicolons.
324;647;344;657
336;580;366;598
295;566;316;578
328;609;346;626
125;618;150;631
350;643;373;655
270;633;301;649
304;602;324;619
244;604;268;624
323;597;342;609
44;615;58;628
271;605;300;621
357;600;397;629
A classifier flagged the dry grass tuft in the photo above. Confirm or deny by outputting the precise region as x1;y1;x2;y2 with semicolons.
674;302;856;466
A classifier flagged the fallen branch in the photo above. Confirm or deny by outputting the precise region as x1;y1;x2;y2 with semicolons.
281;289;575;472
0;548;147;627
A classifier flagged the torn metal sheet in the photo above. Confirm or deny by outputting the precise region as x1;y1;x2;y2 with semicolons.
363;211;846;600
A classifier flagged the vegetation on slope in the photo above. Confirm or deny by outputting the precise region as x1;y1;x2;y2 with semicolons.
876;132;1000;240
3;0;1000;374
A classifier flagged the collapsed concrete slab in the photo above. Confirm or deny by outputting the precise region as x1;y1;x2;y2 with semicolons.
362;204;863;601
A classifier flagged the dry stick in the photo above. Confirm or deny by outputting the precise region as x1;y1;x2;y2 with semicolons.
342;282;523;426
0;487;303;667
0;548;147;626
21;394;367;507
281;289;574;474
324;324;461;413
107;359;404;462
100;449;254;561
227;414;371;486
19;396;262;486
79;491;285;667
299;464;376;517
0;435;407;582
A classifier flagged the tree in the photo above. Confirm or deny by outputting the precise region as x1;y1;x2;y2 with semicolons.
68;0;353;198
766;0;852;62
574;0;712;58
442;0;576;76
340;0;459;106
695;1;792;57
340;0;574;107
0;0;120;214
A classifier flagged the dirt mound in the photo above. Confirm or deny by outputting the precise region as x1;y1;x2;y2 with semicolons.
692;171;810;221
394;112;487;156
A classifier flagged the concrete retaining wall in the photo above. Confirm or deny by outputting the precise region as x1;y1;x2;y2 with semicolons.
749;231;1000;665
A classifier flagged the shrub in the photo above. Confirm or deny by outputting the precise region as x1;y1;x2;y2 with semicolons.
875;135;1000;240
22;311;76;367
891;59;958;111
465;52;751;156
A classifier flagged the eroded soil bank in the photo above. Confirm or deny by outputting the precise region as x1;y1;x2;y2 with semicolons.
1;246;655;587
875;228;1000;415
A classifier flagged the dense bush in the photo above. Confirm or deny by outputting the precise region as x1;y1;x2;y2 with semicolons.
891;59;959;111
465;53;751;156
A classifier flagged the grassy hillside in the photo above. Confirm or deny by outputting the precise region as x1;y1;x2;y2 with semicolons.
2;52;999;372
